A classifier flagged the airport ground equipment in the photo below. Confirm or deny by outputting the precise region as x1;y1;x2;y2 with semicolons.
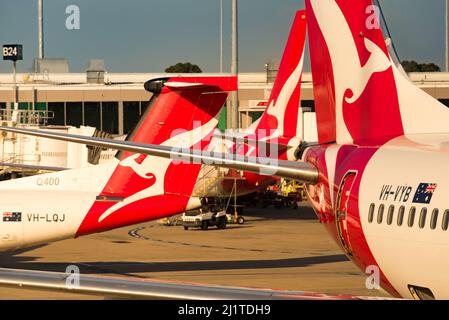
182;210;228;230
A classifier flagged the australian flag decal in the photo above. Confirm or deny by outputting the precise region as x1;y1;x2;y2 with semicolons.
3;212;22;222
412;183;437;204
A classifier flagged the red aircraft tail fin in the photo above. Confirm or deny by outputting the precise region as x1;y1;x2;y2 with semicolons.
254;10;307;144
306;0;449;146
76;76;237;236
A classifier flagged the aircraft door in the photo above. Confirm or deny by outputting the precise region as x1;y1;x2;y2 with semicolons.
336;172;357;256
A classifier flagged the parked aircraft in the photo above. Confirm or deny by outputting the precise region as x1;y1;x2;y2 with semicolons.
6;1;445;300
0;76;237;251
3;1;444;299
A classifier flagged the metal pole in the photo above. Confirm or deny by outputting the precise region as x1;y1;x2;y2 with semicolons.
12;61;19;123
445;0;449;72
219;0;222;73
38;0;44;60
230;0;239;129
13;62;17;105
233;178;237;217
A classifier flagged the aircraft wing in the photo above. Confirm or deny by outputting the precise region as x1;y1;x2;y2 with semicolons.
0;267;375;300
0;126;318;184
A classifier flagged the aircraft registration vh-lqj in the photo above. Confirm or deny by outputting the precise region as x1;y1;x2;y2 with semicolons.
0;0;447;300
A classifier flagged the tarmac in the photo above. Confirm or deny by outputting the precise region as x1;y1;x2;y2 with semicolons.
0;203;391;299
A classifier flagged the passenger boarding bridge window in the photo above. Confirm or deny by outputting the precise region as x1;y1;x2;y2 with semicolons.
123;102;140;134
397;206;405;226
387;205;395;225
47;102;65;126
102;102;119;134
430;209;439;230
419;208;427;229
442;210;449;231
377;204;385;224
408;207;416;227
368;204;375;223
66;102;83;127
84;102;101;130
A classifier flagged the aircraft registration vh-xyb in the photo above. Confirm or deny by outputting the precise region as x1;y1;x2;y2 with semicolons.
0;0;448;300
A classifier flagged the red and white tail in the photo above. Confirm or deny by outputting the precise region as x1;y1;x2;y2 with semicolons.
306;0;449;146
252;10;307;145
76;77;237;235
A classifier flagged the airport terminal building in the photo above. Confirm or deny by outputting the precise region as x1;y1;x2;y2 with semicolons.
0;71;449;136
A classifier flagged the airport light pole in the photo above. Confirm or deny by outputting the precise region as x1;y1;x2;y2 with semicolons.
38;0;44;60
12;60;18;123
220;0;224;73
445;0;449;72
230;0;239;129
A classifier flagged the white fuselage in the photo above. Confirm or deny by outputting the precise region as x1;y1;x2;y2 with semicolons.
358;134;449;299
0;161;117;251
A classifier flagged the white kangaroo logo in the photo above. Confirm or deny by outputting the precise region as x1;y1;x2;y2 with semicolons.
344;38;391;104
310;0;392;143
120;154;156;179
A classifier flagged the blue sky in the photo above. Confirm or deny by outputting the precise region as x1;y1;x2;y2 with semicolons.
0;0;446;73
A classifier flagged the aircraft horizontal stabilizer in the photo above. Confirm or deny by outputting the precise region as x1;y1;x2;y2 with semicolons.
164;82;206;88
0;126;318;184
145;76;238;92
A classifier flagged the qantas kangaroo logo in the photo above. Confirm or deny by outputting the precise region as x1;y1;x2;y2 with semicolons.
344;37;391;104
120;154;157;179
310;0;398;144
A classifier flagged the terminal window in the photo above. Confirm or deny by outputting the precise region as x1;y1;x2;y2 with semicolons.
34;102;46;111
301;100;315;112
102;102;119;134
251;111;263;122
123;101;140;134
438;99;449;108
141;101;150;114
84;102;101;130
47;102;65;126
19;102;30;110
66;102;83;127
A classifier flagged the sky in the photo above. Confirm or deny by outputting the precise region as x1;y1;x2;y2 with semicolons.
0;0;446;73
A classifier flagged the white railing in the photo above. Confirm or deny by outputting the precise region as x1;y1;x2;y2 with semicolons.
0;109;54;126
